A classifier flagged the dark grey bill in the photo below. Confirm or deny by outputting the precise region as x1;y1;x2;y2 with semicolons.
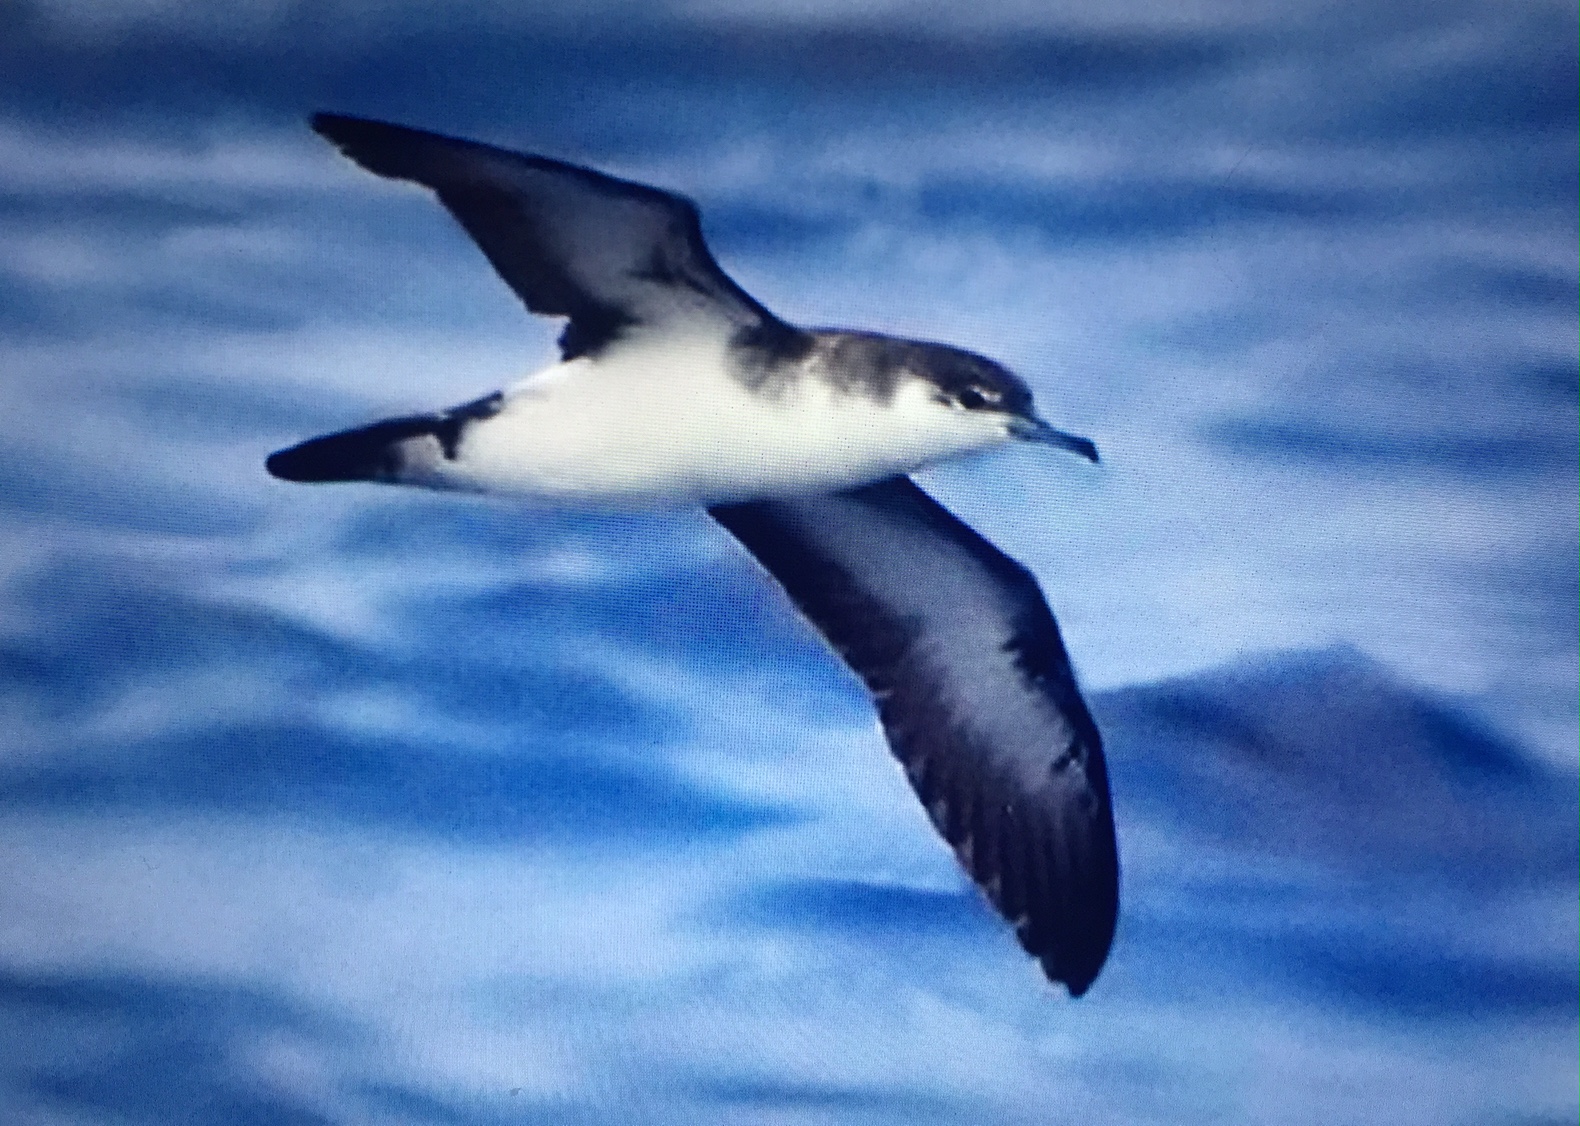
1010;416;1100;463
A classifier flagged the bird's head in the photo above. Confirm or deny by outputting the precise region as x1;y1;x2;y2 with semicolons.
912;343;1099;463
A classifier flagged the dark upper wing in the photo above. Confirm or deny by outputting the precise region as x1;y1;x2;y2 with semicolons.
312;113;786;359
710;477;1118;996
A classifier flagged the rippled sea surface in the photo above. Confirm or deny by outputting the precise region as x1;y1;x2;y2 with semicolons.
1;3;1575;1122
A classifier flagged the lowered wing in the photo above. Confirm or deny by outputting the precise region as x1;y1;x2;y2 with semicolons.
710;476;1119;995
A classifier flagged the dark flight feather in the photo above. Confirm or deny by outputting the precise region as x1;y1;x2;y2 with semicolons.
710;476;1119;995
311;113;792;359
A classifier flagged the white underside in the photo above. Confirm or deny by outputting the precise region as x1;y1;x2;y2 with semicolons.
396;332;1012;508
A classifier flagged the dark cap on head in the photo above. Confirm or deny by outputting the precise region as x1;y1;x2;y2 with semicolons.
912;341;1037;417
806;331;1031;412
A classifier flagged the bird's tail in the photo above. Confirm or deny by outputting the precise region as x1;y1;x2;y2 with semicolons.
267;393;503;487
266;415;452;484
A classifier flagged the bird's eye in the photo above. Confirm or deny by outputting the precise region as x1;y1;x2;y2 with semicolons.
957;386;997;410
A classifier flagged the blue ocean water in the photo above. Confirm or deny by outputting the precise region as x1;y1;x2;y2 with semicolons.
0;3;1574;1122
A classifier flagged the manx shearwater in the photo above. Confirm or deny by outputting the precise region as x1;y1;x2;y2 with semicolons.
268;114;1119;995
267;114;1096;507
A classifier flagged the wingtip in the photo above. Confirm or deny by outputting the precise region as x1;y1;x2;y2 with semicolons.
309;110;356;139
1036;922;1115;998
310;112;430;182
309;112;469;184
1055;950;1106;998
310;111;388;150
1029;822;1120;998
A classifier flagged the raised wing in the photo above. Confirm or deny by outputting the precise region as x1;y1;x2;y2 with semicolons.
312;113;788;359
710;477;1119;995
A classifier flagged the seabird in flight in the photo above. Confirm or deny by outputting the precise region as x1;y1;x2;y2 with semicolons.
268;114;1119;995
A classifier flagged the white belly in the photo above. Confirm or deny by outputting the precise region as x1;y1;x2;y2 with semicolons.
436;337;1003;508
